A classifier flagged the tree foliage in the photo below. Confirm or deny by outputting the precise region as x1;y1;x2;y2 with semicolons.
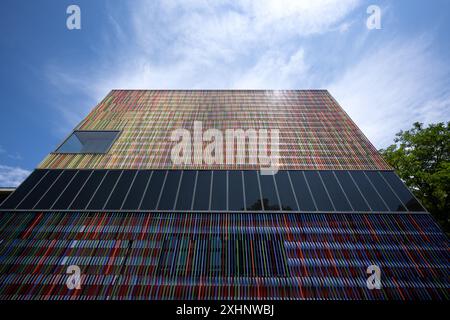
379;122;449;234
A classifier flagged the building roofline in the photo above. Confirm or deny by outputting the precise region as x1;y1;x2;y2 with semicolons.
108;89;331;92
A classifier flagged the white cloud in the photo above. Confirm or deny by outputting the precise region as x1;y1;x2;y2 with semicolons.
131;0;360;53
8;153;23;161
0;146;23;161
0;165;31;187
329;36;450;148
233;48;310;89
46;0;361;103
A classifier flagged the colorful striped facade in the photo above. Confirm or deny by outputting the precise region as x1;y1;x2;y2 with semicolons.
39;90;390;170
0;90;448;300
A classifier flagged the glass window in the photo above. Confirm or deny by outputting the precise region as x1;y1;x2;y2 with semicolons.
243;171;262;211
70;171;107;210
55;131;120;154
193;171;212;210
140;171;166;210
259;174;281;211
17;170;62;209
34;170;77;209
350;171;387;211
0;190;12;206
228;171;245;211
365;171;406;211
157;171;181;210
288;171;316;211
87;171;121;210
211;171;227;210
304;171;333;211
381;171;425;211
53;170;92;210
334;171;369;211
104;171;137;210
319;171;352;211
122;170;152;210
0;170;48;209
175;171;196;210
274;171;298;211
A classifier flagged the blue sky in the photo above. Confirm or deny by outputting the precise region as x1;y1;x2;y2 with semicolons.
0;0;449;186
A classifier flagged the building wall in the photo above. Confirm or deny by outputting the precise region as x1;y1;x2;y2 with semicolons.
38;90;390;170
1;90;448;300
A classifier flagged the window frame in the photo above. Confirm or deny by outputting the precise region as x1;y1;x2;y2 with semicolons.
53;130;121;154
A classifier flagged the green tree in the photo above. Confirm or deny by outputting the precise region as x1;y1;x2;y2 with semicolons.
379;122;449;234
